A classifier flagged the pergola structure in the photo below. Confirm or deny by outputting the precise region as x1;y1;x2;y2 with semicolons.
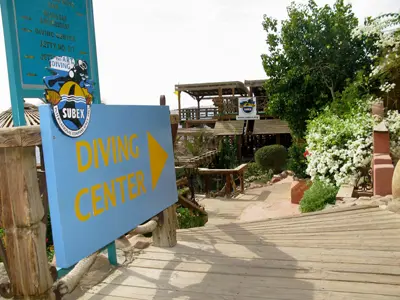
175;81;250;121
244;79;267;97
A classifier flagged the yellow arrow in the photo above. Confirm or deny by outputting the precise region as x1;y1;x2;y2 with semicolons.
147;132;168;190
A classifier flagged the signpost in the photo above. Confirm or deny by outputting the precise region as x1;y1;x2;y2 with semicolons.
236;97;260;120
1;0;101;126
39;104;178;268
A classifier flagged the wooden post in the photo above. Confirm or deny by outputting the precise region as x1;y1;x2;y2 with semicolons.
177;91;181;122
225;174;232;198
239;173;245;193
153;96;178;247
0;127;55;299
204;175;210;197
276;134;281;145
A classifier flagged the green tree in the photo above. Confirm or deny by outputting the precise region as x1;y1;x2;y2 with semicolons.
261;0;378;137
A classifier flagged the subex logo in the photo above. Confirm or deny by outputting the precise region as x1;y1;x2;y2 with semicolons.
43;56;94;137
239;98;255;113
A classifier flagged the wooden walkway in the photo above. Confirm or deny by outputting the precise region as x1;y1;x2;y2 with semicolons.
79;205;400;300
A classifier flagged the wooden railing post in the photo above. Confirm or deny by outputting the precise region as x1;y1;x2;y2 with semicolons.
153;96;178;247
0;127;55;299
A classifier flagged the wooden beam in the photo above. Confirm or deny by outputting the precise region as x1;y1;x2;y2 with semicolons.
153;96;178;248
197;163;248;175
0;126;41;148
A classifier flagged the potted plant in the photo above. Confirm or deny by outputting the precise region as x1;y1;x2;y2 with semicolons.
287;142;312;204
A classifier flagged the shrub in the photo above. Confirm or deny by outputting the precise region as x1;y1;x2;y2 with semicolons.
306;107;374;186
177;207;206;229
244;162;273;183
217;136;239;169
300;179;339;213
255;144;287;173
287;143;308;179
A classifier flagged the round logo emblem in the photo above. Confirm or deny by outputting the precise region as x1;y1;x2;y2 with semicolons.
43;56;94;138
239;98;255;114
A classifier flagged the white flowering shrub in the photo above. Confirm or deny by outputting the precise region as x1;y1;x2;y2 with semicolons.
384;110;400;160
306;109;374;186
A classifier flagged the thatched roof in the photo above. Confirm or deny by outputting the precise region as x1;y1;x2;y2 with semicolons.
0;102;40;128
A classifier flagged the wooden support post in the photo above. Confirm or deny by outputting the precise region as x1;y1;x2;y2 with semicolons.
225;174;232;198
177;91;181;122
239;173;245;193
152;96;178;247
276;134;281;145
0;145;55;299
152;205;178;247
204;175;210;197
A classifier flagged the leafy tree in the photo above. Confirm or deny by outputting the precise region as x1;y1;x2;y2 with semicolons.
261;0;378;137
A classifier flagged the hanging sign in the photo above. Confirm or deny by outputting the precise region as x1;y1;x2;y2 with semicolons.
236;97;260;120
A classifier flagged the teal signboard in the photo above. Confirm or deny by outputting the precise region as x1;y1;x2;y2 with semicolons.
39;104;178;268
1;0;100;126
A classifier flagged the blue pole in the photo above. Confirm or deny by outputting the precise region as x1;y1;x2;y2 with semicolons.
1;0;26;126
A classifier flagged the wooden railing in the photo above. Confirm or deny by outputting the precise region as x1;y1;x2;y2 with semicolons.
198;164;248;198
180;107;218;121
180;96;269;121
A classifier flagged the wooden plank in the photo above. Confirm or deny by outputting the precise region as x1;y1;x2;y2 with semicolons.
136;252;400;274
146;242;400;259
180;213;400;233
128;259;400;285
84;283;400;300
100;267;400;296
178;195;207;215
0;125;41;147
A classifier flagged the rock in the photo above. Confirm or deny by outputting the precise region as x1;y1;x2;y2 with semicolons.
358;196;371;201
280;171;288;179
271;176;282;184
343;197;357;203
392;161;400;199
388;201;400;213
325;204;337;210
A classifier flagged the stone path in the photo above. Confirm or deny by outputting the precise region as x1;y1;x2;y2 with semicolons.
199;177;300;225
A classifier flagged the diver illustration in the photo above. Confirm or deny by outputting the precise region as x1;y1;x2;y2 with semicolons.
43;59;95;95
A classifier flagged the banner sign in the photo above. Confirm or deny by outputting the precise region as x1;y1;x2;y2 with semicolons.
39;104;178;268
236;97;260;120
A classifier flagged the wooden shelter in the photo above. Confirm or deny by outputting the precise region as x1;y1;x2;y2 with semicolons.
175;80;292;160
175;81;250;123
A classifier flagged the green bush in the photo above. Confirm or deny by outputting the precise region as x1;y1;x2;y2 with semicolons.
300;179;339;213
255;144;287;173
244;162;273;183
287;143;308;179
177;207;206;229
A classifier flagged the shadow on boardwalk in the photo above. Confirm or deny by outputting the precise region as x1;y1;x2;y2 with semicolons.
83;220;314;300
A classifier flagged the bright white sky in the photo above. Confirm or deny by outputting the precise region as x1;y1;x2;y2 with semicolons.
0;0;399;112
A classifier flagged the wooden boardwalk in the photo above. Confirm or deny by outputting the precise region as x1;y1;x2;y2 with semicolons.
79;205;400;300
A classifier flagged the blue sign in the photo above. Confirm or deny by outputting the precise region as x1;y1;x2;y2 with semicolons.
1;0;100;126
39;104;178;268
